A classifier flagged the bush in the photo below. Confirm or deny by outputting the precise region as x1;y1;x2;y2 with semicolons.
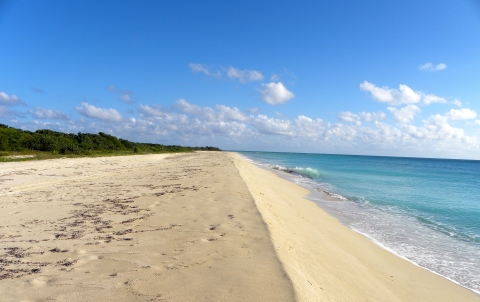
0;124;221;155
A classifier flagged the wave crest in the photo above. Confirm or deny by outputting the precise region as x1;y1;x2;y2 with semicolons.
270;165;321;179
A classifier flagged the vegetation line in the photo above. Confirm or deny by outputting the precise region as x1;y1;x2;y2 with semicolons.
0;124;221;162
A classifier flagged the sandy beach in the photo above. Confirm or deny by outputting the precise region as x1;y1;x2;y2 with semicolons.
0;152;293;301
0;151;478;301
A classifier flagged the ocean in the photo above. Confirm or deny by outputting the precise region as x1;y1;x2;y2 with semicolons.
237;151;480;294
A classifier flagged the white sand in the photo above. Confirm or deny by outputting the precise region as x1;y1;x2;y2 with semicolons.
0;152;294;301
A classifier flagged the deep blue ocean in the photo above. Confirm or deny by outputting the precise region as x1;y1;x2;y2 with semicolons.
237;151;480;294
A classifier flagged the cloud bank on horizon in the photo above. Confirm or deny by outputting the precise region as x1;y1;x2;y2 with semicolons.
1;1;479;159
2;70;479;159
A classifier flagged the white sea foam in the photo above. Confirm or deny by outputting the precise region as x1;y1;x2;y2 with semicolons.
270;165;321;179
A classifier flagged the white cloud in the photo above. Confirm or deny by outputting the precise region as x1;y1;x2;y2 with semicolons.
189;63;222;78
258;82;295;105
139;104;165;117
29;107;69;120
245;107;258;113
387;105;421;124
216;104;249;122
403;114;465;140
119;94;131;103
227;67;264;83
176;99;217;121
0;92;22;106
339;111;386;124
423;94;447;105
359;111;386;121
452;99;463;107
107;86;134;104
360;81;447;106
445;108;477;120
419;63;447;72
338;111;360;123
101;105;480;155
251;115;294;136
75;102;123;122
190;100;247;122
360;81;421;105
174;99;250;123
5;98;479;159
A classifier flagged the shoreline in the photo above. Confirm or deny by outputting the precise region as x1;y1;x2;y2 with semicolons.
236;151;480;296
1;151;478;301
230;152;480;301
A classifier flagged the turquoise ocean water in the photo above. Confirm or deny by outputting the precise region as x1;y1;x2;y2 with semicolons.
237;151;480;294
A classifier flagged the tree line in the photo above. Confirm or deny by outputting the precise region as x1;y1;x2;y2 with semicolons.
0;124;221;154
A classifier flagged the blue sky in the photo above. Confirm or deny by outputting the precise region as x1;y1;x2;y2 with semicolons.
1;0;480;159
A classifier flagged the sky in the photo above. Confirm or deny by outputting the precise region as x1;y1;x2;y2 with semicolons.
1;0;480;159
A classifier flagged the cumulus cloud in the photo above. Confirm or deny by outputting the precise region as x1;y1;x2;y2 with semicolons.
176;99;217;121
359;111;386;121
6;98;479;159
339;111;386;125
216;104;249;122
227;67;264;83
258;82;295;105
419;63;447;72
360;81;421;105
173;99;250;122
29;107;69;120
445;108;477;120
189;63;222;78
403;114;465;140
423;94;447;105
360;81;447;106
0;92;22;106
189;63;265;83
107;86;134;104
452;99;462;107
75;102;123;122
387;105;421;124
338;111;361;124
139;104;165;117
